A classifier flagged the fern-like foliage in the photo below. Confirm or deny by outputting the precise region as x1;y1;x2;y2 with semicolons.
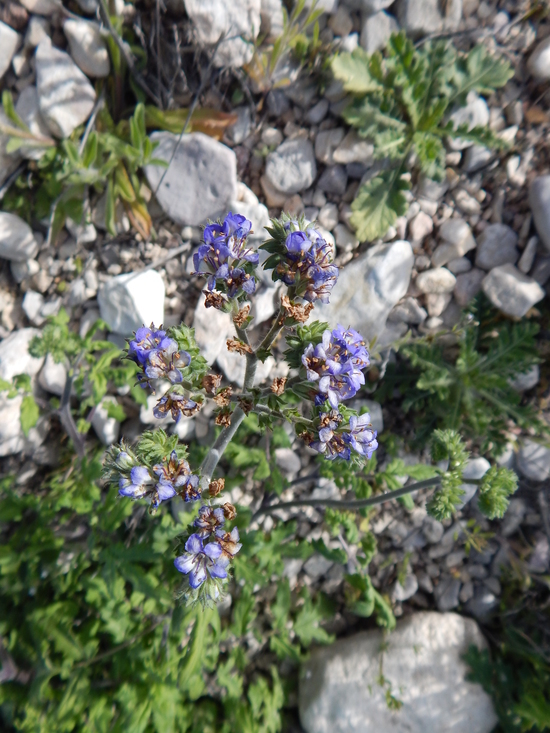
331;32;513;241
428;429;469;520
396;297;545;457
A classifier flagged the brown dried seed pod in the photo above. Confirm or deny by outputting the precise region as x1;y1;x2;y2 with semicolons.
213;386;232;406
233;303;251;329
208;478;226;497
226;338;253;355
202;373;223;394
222;502;237;520
271;377;287;395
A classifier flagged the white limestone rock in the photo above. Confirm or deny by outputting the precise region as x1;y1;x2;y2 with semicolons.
38;352;67;395
266;138;317;194
98;269;165;335
0;392;48;457
482;264;544;318
397;0;462;37
459;456;490;507
0;20;21;79
517;439;550;482
0;327;44;382
475;223;519;270
19;0;59;14
527;37;550;81
192;291;234;366
529;176;550;252
448;92;490;151
14;86;53;160
183;0;261;68
0;213;39;262
63;19;110;78
432;218;476;267
360;10;398;54
35;37;96;138
299;611;497;733
91;397;120;446
416;267;456;294
144;132;237;226
312;240;414;342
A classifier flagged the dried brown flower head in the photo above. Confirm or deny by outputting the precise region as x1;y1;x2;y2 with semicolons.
233;303;251;329
281;294;314;323
238;398;254;415
202;373;223;394
213;386;232;407
227;338;253;355
208;478;226;497
222;502;237;520
298;430;315;445
215;408;233;427
270;377;287;395
204;290;227;309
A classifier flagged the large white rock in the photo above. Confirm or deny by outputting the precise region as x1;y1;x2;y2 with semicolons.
527;37;550;81
482;264;544;318
397;0;462;37
517;439;550;482
0;328;44;381
0;213;40;262
299;611;497;733
38;353;67;395
14;86;52;160
448;92;490;151
192;291;234;365
0;393;48;457
35;37;97;138
360;11;398;54
144;132;237;226
91;397;120;446
529;176;550;253
63;19;110;78
19;0;60;14
98;269;165;335
265;138;317;195
183;0;261;68
313;240;414;343
0;20;21;79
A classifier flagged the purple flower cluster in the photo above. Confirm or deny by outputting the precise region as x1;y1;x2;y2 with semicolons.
117;450;199;509
193;213;257;301
276;226;338;304
174;505;242;589
302;325;370;409
128;325;191;389
311;412;378;461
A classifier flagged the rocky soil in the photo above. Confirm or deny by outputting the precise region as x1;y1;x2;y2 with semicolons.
0;0;550;729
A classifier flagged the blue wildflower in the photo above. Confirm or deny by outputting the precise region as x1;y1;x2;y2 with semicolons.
275;225;338;303
153;393;201;422
174;534;230;588
153;450;200;502
144;339;191;384
194;505;226;539
128;325;167;366
344;414;378;459
309;411;351;460
118;465;153;498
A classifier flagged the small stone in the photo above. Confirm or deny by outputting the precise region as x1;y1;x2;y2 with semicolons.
91;397;120;446
22;290;45;325
475;224;518;270
422;516;444;544
145;132;237;226
0;19;20;79
265;138;316;195
460;457;490;507
300;611;497;733
482;264;544;318
11;258;39;283
0;213;39;262
517;439;550;481
305;98;329;125
462;145;492;173
419;176;448;201
529;176;550;252
432;219;476;265
527;37;550;81
388;296;427;325
283;194;304;217
392;573;418;602
509;364;539;392
434;576;461;611
416;267;456;294
35;37;96;138
454;268;485;306
183;0;260;68
63;18;110;78
19;0;58;14
0;327;44;381
14;86;52;160
360;10;398;53
98;269;165;335
447;257;472;274
24;15;49;47
527;536;550;573
315;127;345;165
532;254;550;285
446;550;466;568
362;0;395;9
518;236;538;274
318;203;339;231
226;106;251;145
266;89;290;117
454;188;481;215
397;0;462;36
317;165;348;195
465;586;498;621
261;126;283;147
426;292;451;317
274;447;301;475
333;130;374;166
448;93;490;151
193;292;233;365
303;553;333;580
459;580;474;603
409;211;433;242
328;6;353;36
38;352;67;395
260;174;287;207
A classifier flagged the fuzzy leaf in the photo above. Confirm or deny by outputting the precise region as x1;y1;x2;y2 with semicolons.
20;395;39;436
350;171;410;241
331;49;382;94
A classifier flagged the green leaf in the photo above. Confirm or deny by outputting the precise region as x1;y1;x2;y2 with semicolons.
311;538;347;565
350;170;410;241
331;49;382;94
20;395;39;436
450;44;514;101
413;131;446;180
477;465;518;519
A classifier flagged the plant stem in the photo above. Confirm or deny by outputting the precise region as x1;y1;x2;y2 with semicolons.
58;352;86;458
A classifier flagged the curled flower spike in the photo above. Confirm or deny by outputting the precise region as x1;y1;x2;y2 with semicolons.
310;411;351;461
194;505;226;539
153;450;200;502
343;414;378;459
174;534;230;589
153;394;202;422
